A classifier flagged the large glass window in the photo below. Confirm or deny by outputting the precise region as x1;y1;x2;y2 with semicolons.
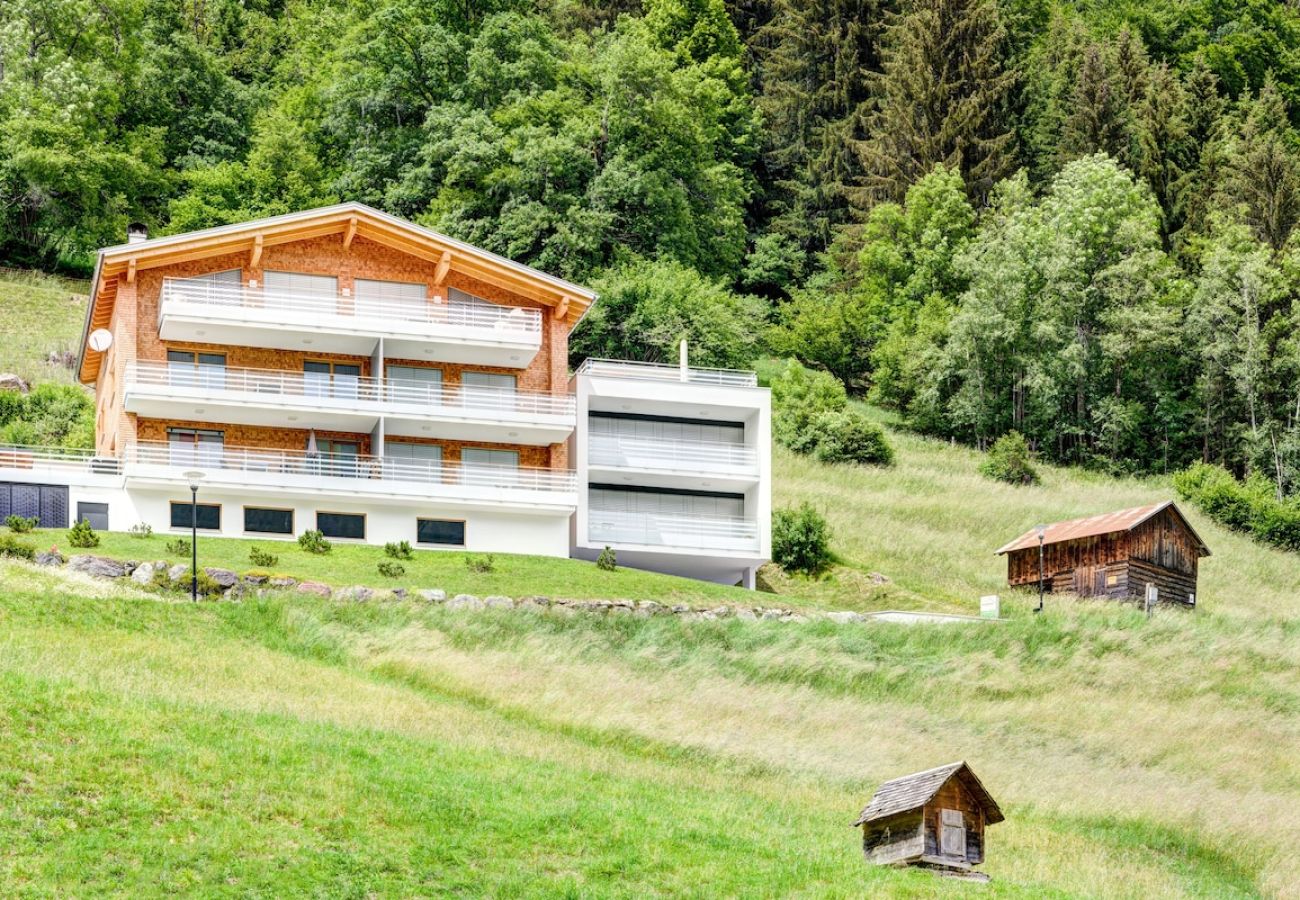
317;511;365;540
167;350;226;390
461;448;518;469
385;440;441;478
310;437;360;477
386;365;442;404
183;269;241;305
589;411;744;445
244;507;293;535
264;271;338;298
171;502;221;531
417;518;465;546
355;279;427;320
167;428;223;468
462;372;516;392
303;360;361;400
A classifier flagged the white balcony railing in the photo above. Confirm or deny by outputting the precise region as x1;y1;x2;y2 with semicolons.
589;432;757;472
124;441;576;495
126;361;574;418
576;358;758;387
588;508;759;552
0;444;118;474
160;277;542;336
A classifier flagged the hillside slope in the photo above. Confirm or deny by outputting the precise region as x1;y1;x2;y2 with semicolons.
0;270;89;386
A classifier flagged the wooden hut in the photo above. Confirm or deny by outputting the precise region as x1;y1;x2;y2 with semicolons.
852;761;1003;875
995;501;1210;606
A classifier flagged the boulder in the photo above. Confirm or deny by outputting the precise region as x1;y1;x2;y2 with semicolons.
223;582;251;602
34;549;64;567
296;581;332;597
780;613;808;624
167;564;189;583
733;607;758;622
760;609;785;621
338;585;373;602
518;595;550;608
241;572;269;585
418;588;447;603
204;567;239;589
268;576;298;589
130;561;160;585
709;606;733;619
446;594;483;611
67;555;126;579
0;373;29;393
637;600;661;615
484;595;514;609
825;610;865;625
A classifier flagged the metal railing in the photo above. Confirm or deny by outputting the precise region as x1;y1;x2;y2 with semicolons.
126;361;575;417
589;432;757;471
0;444;118;474
587;508;759;550
125;441;576;494
576;358;758;387
160;276;542;336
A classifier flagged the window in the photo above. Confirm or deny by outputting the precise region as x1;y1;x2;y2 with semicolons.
167;350;227;390
386;441;441;477
417;518;465;546
184;269;241;305
317;511;365;540
462;448;518;469
76;502;109;531
264;271;338;299
588;484;744;518
590;411;744;445
171;502;220;531
462;371;516;392
303;360;361;400
167;428;223;467
244;506;293;535
355;278;427;319
386;365;442;403
310;438;360;477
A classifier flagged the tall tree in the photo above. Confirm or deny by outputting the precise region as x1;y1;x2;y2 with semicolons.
1221;75;1300;254
857;0;1015;205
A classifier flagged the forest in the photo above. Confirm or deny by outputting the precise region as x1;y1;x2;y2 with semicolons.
3;0;1300;501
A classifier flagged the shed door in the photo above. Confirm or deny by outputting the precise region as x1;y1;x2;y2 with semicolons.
939;808;965;858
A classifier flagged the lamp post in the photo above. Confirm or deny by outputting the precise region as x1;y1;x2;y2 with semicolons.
1035;523;1047;614
184;470;205;601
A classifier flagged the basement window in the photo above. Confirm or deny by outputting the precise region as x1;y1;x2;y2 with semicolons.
417;518;465;546
317;511;365;540
170;502;221;531
244;507;294;535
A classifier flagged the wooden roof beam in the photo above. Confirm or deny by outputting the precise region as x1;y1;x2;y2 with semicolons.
250;233;264;269
343;216;358;249
434;251;452;286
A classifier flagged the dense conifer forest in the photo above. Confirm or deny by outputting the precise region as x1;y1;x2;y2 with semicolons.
4;0;1300;500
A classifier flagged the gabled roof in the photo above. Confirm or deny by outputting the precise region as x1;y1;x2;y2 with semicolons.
852;761;1004;827
995;501;1210;557
77;202;598;383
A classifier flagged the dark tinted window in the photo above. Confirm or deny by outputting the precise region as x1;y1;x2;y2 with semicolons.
171;502;220;530
76;502;109;531
417;518;465;546
245;507;293;535
317;512;365;539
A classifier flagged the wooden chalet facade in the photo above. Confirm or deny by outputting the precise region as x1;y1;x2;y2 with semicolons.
996;501;1210;606
853;761;1003;875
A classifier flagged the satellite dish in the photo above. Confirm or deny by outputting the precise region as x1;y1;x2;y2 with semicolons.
88;328;113;352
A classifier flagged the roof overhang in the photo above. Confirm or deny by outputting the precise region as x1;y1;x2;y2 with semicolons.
77;203;598;384
995;500;1210;557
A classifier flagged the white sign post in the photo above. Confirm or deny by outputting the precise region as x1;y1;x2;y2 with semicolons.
980;595;1000;619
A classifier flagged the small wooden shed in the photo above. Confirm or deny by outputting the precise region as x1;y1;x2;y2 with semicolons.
852;761;1003;874
995;501;1210;606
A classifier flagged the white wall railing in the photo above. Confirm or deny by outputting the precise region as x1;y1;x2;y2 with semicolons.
127;361;574;418
125;441;576;494
587;508;759;551
0;444;118;474
588;432;757;472
576;358;758;387
161;276;542;336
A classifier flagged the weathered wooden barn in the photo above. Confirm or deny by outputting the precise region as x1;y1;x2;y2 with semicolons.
852;761;1003;875
996;501;1210;605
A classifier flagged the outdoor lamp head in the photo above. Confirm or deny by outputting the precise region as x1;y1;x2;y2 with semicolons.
184;470;205;491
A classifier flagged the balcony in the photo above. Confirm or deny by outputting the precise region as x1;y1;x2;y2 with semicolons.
158;277;542;367
123;441;576;512
588;432;758;490
124;361;575;445
576;358;758;387
587;508;760;554
0;444;121;480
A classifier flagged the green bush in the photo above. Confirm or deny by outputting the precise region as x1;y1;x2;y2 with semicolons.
0;383;95;449
128;522;153;538
298;529;332;554
809;409;894;466
166;538;191;556
5;514;38;533
0;534;35;559
772;503;832;575
384;540;414;560
770;359;847;452
596;546;617;571
377;560;406;578
1175;462;1300;553
979;431;1040;485
152;566;224;599
249;546;279;567
67;519;99;548
465;553;495;574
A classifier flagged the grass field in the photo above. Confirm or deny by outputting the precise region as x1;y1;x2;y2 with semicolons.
3;420;1300;896
0;269;89;385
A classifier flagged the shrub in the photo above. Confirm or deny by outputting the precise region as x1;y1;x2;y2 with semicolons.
128;522;153;538
298;529;332;554
596;546;617;571
5;514;38;533
0;534;35;559
377;560;406;578
249;546;279;567
166;538;191;556
67;519;99;548
979;431;1040;485
465;553;495;574
770;359;847;452
384;540;414;560
1176;462;1300;553
810;410;894;466
772;503;832;575
152;566;223;599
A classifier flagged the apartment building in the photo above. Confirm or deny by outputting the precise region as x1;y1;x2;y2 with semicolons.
0;203;771;586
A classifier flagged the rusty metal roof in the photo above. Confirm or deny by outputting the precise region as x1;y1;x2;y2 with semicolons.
995;501;1210;556
852;761;1004;826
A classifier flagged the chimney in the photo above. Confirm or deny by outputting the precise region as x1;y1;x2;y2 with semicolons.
127;222;148;245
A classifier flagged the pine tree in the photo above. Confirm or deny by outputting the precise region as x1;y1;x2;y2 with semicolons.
1060;44;1127;163
1223;75;1300;253
1135;62;1192;249
1176;59;1227;246
856;0;1015;206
